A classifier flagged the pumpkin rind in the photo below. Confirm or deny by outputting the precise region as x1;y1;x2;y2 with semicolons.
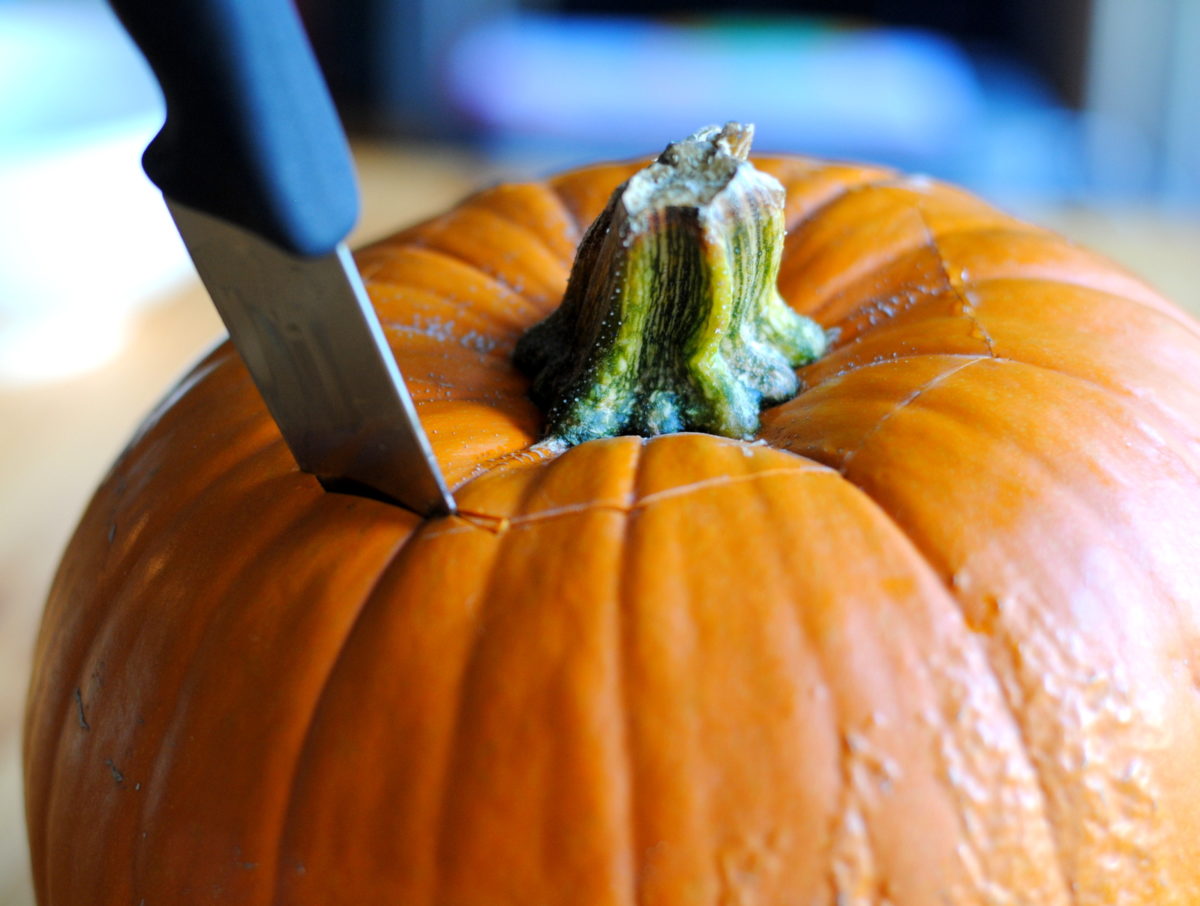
24;156;1200;904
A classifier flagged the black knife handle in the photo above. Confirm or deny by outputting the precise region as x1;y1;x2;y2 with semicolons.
108;0;358;256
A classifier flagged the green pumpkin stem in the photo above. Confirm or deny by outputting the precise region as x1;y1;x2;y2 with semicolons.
515;122;827;446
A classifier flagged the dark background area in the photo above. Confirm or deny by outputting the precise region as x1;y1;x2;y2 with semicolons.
294;0;1197;210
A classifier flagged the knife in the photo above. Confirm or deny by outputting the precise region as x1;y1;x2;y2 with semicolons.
108;0;456;516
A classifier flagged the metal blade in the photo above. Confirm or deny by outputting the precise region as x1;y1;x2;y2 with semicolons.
168;199;455;516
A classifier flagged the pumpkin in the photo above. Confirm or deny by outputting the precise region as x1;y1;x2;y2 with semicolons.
24;124;1200;905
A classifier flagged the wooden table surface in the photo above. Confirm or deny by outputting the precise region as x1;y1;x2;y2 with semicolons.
1;142;1198;905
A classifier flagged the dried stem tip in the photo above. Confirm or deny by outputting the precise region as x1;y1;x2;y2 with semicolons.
515;122;826;446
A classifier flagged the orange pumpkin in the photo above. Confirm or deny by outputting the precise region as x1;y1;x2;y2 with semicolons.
24;143;1200;905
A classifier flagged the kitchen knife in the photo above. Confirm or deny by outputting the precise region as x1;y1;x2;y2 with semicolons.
108;0;456;516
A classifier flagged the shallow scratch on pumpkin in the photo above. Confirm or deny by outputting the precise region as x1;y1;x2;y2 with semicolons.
105;759;124;784
633;465;830;510
432;465;836;540
74;688;89;731
839;356;983;475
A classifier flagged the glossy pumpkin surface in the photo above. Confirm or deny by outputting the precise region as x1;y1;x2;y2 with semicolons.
25;157;1200;904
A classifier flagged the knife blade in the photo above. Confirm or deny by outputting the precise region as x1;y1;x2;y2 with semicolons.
108;0;455;516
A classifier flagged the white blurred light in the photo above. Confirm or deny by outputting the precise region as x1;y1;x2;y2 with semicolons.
0;0;189;385
0;306;130;383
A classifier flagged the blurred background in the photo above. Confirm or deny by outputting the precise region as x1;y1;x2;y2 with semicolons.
1;0;1198;901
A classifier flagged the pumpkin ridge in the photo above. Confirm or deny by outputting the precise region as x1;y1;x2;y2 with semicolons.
53;459;323;901
360;244;545;319
133;490;379;895
613;438;642;906
901;223;1197;339
373;303;524;363
430;459;561;905
541;178;586;241
782;182;1032;325
793;290;1200;452
797;349;1200;531
777;173;904;234
969;274;1200;342
548;160;649;228
112;347;231;455
761;160;897;232
268;523;420;906
468;185;584;270
800;350;984;390
980;354;1200;477
801;213;1199;350
795;217;939;325
992;355;1200;460
26;424;291;897
393;239;552;315
407;205;570;307
796;304;1200;461
798;349;1188;427
385;332;519;368
787;352;1200;594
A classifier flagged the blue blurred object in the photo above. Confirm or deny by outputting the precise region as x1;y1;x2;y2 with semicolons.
447;15;984;164
441;12;1102;210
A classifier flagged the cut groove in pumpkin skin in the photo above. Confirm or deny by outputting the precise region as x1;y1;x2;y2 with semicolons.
901;227;1197;343
834;356;985;475
779;180;1041;319
915;208;998;359
789;275;1200;467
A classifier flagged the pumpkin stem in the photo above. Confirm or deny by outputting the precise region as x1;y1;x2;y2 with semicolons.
515;122;826;445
